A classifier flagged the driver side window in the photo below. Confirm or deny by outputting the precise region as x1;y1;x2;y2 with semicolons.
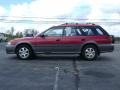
44;27;63;36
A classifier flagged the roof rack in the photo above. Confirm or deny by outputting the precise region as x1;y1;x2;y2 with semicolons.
61;22;96;26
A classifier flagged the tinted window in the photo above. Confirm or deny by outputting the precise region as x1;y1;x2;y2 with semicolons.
65;27;76;36
76;28;82;35
44;27;63;36
95;28;104;35
95;26;109;36
81;27;95;36
64;27;82;36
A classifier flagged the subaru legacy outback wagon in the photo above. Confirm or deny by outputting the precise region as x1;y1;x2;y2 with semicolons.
6;23;114;60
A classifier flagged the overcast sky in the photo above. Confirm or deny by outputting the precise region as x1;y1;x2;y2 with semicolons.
0;0;120;36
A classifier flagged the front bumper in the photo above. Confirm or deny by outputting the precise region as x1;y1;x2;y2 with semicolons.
99;44;114;53
6;44;16;54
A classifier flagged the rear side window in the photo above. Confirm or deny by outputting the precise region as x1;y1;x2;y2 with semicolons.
96;28;104;35
81;27;95;36
64;27;82;36
76;28;82;35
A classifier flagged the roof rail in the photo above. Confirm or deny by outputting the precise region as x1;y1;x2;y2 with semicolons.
61;23;81;25
61;22;96;26
86;22;96;25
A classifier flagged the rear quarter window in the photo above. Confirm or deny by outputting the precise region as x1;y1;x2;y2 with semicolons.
94;26;109;36
96;28;104;35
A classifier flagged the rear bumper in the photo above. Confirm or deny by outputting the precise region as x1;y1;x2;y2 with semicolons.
98;44;114;53
6;44;16;54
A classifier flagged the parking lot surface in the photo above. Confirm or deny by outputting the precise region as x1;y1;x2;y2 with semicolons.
0;43;120;90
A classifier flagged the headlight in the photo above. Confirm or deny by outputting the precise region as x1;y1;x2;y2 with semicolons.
7;42;11;45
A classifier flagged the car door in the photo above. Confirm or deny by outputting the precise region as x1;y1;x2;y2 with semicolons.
35;26;64;53
60;26;84;53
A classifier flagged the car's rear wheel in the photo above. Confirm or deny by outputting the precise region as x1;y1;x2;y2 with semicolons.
16;45;33;60
81;45;98;60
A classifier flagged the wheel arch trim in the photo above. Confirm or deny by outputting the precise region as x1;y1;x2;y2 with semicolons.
15;42;33;53
80;42;99;54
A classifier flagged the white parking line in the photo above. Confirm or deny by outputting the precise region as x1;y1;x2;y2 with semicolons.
53;67;60;90
113;44;120;46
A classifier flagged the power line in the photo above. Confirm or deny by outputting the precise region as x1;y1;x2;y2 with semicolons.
0;16;120;25
0;19;120;23
0;16;120;20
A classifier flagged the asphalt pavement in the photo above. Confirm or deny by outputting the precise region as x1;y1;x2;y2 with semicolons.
0;43;120;90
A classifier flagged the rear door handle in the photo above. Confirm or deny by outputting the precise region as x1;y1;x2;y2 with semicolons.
56;39;61;41
81;39;86;42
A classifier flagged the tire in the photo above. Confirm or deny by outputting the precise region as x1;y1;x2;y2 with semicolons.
81;45;98;61
16;45;33;60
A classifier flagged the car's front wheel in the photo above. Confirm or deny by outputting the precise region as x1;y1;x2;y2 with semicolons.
81;45;98;60
16;45;33;60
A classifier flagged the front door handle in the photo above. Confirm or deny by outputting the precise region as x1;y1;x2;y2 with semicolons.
56;39;61;41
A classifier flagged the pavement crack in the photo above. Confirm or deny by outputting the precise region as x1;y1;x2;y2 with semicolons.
72;58;80;90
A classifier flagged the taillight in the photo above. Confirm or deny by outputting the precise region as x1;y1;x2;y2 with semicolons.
110;35;115;44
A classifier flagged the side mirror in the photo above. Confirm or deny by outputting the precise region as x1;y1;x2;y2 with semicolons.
40;34;44;37
39;34;47;38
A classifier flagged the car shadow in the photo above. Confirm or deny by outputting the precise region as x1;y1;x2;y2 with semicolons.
9;55;77;61
8;54;113;62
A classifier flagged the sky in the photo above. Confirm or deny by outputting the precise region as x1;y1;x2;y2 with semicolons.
0;0;120;36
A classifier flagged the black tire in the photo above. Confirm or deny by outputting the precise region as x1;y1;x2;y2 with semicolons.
81;45;98;61
16;45;33;60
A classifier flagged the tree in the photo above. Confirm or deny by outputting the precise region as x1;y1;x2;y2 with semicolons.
11;27;14;36
31;29;38;36
15;32;23;38
24;29;38;37
6;27;15;41
6;27;15;35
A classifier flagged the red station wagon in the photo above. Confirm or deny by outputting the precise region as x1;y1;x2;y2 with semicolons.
6;23;114;60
